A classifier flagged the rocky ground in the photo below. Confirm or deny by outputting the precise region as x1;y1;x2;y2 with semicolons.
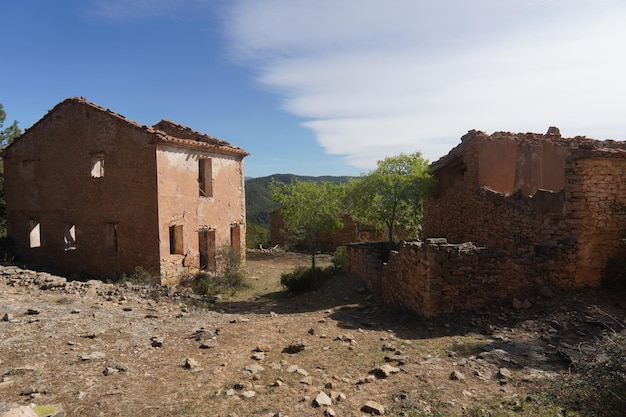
1;250;625;417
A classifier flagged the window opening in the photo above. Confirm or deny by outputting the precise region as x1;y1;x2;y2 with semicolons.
230;224;241;249
105;223;118;255
199;229;216;271
91;152;105;178
64;224;77;251
169;225;184;255
29;220;41;248
198;158;213;197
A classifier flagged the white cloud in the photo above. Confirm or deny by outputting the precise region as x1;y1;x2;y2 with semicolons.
226;0;626;169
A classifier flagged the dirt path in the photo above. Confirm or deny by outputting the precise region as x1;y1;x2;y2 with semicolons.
0;251;624;416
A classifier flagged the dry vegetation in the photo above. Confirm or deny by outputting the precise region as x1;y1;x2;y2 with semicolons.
0;250;625;417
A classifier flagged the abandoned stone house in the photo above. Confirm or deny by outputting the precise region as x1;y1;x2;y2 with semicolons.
347;128;626;316
3;97;249;283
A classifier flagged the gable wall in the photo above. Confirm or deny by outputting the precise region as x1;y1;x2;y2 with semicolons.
4;101;161;280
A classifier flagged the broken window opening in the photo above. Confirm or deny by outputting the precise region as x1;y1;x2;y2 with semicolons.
29;220;41;248
105;223;118;256
91;152;105;178
169;225;184;255
198;158;213;197
64;224;77;251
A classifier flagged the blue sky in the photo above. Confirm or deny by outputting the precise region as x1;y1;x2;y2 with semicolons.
2;1;626;178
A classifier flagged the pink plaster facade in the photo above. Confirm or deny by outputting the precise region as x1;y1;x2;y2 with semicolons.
3;98;248;283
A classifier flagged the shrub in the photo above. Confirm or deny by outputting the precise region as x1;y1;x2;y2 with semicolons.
280;265;336;292
187;246;247;296
553;329;626;416
122;266;161;286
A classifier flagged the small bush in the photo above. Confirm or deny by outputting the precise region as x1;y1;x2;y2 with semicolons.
187;246;247;296
280;265;336;292
556;329;626;416
122;266;161;286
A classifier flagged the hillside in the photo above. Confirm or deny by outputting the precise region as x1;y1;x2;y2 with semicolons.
245;173;353;228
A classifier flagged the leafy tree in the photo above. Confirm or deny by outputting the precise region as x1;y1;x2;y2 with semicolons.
346;152;432;252
0;103;21;148
269;179;345;270
0;103;21;237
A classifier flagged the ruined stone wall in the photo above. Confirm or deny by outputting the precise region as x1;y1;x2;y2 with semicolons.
566;151;626;286
347;238;576;317
345;242;387;294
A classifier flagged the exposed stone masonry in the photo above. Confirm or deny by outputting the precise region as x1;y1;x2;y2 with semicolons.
347;129;626;316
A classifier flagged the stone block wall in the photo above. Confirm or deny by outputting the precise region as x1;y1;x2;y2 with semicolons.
347;238;576;317
567;151;626;285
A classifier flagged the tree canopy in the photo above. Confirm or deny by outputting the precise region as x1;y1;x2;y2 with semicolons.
0;103;21;148
269;179;345;269
0;103;21;237
346;152;432;250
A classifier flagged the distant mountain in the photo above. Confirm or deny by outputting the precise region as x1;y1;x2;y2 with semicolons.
245;174;353;228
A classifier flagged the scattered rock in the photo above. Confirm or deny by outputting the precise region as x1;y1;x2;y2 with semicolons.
151;336;164;348
80;351;106;361
450;370;466;381
283;340;306;354
251;352;265;361
361;400;385;415
182;358;201;371
241;390;256;399
244;364;265;375
254;343;271;352
498;368;513;379
371;364;400;379
3;313;13;322
25;309;40;316
314;391;332;407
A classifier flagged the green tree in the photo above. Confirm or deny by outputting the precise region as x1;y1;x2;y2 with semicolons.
346;152;432;251
0;103;22;237
269;179;345;270
0;103;21;148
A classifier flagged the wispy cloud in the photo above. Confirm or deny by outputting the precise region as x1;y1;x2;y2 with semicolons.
226;0;626;168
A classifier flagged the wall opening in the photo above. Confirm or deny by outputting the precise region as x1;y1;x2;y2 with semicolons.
199;229;216;271
230;224;241;249
105;223;118;256
90;152;105;178
29;220;41;248
64;224;77;251
169;225;184;255
198;158;213;197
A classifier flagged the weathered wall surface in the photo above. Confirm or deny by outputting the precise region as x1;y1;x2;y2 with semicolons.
567;151;626;286
347;130;626;316
348;238;576;317
156;145;246;282
4;100;161;280
4;99;248;284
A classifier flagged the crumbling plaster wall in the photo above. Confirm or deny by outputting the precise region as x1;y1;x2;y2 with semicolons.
156;144;246;282
4;101;161;280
